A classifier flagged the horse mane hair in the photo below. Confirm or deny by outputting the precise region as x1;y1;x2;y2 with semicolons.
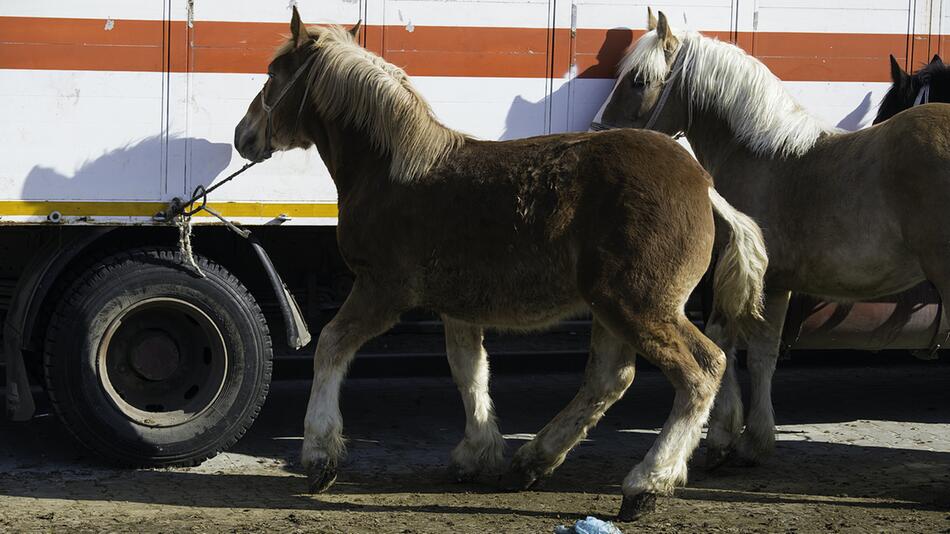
619;30;836;158
283;25;466;182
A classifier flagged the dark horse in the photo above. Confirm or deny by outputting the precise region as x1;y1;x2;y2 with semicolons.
875;54;949;123
234;7;768;520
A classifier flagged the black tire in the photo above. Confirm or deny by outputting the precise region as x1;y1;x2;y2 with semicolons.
44;247;272;466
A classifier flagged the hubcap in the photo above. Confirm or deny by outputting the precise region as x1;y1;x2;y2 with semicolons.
97;298;228;427
129;330;181;382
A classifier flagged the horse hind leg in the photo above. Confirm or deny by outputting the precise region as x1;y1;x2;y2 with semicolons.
733;290;791;464
703;316;743;470
918;249;950;354
443;317;506;481
303;280;401;493
502;319;636;490
609;314;726;521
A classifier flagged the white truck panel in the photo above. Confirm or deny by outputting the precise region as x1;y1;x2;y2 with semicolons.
0;70;166;202
0;0;936;225
753;0;913;34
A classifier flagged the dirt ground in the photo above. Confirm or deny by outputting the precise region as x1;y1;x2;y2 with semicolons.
1;358;948;533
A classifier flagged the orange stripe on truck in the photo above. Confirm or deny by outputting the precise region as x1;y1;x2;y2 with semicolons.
0;16;932;82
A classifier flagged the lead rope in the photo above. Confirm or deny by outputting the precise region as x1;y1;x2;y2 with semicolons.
167;161;258;275
177;212;204;277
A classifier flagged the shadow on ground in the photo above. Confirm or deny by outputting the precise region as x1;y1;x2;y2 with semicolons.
2;361;948;518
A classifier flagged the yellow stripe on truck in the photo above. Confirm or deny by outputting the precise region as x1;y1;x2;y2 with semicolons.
0;201;339;219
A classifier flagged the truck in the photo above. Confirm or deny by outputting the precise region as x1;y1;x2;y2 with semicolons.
3;0;947;466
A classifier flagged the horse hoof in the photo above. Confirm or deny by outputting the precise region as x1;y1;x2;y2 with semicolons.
704;446;733;471
306;462;338;494
617;492;658;522
499;466;541;492
447;462;477;483
733;440;768;467
732;454;761;468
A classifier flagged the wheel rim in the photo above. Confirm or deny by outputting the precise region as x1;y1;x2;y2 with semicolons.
97;297;228;428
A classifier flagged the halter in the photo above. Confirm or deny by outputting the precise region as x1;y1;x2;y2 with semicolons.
914;81;931;106
590;46;687;136
260;48;320;156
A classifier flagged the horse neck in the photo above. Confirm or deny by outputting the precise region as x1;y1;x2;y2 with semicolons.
684;108;774;212
874;86;912;124
684;108;753;177
303;115;389;196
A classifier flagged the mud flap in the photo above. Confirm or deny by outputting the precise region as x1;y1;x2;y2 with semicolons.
4;322;36;421
248;237;312;350
172;201;312;350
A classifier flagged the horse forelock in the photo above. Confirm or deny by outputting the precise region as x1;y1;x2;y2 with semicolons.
617;30;670;84
285;25;466;182
619;30;835;158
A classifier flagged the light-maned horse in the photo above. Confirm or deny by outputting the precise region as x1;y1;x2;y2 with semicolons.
875;53;949;124
234;7;768;520
596;10;950;468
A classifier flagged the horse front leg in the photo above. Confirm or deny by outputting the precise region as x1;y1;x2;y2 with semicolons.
443;317;506;481
703;316;743;469
734;290;791;464
303;280;400;493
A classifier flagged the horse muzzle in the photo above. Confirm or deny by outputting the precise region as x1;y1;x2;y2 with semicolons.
234;119;273;163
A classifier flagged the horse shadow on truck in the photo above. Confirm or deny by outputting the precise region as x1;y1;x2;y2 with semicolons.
21;135;233;202
501;28;634;141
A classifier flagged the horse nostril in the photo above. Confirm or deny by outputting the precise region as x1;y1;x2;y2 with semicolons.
234;123;254;155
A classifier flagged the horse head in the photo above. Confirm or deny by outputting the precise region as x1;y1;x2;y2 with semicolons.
593;9;691;137
234;7;360;162
874;54;948;124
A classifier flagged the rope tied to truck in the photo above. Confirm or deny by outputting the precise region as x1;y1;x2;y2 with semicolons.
161;160;311;349
179;161;258;217
166;161;258;277
176;213;202;276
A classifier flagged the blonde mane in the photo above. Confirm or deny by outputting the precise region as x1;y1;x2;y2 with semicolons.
290;26;466;182
619;30;836;158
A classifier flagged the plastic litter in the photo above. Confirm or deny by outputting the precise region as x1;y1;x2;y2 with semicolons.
554;516;624;534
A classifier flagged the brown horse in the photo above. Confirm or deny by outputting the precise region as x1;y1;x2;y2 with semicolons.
596;10;950;468
234;7;767;520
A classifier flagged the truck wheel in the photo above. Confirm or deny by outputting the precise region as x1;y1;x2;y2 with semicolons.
43;247;272;466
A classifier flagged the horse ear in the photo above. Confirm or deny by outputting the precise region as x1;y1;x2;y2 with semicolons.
349;19;362;39
656;11;669;38
889;54;907;84
647;7;658;31
931;54;944;67
290;5;309;48
656;11;678;53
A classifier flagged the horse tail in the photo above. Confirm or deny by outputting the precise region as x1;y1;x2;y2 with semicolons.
707;186;768;338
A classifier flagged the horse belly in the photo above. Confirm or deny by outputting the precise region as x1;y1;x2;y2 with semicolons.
422;248;585;329
776;240;926;299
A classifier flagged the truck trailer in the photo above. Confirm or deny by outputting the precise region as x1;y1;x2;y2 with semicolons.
2;0;947;465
